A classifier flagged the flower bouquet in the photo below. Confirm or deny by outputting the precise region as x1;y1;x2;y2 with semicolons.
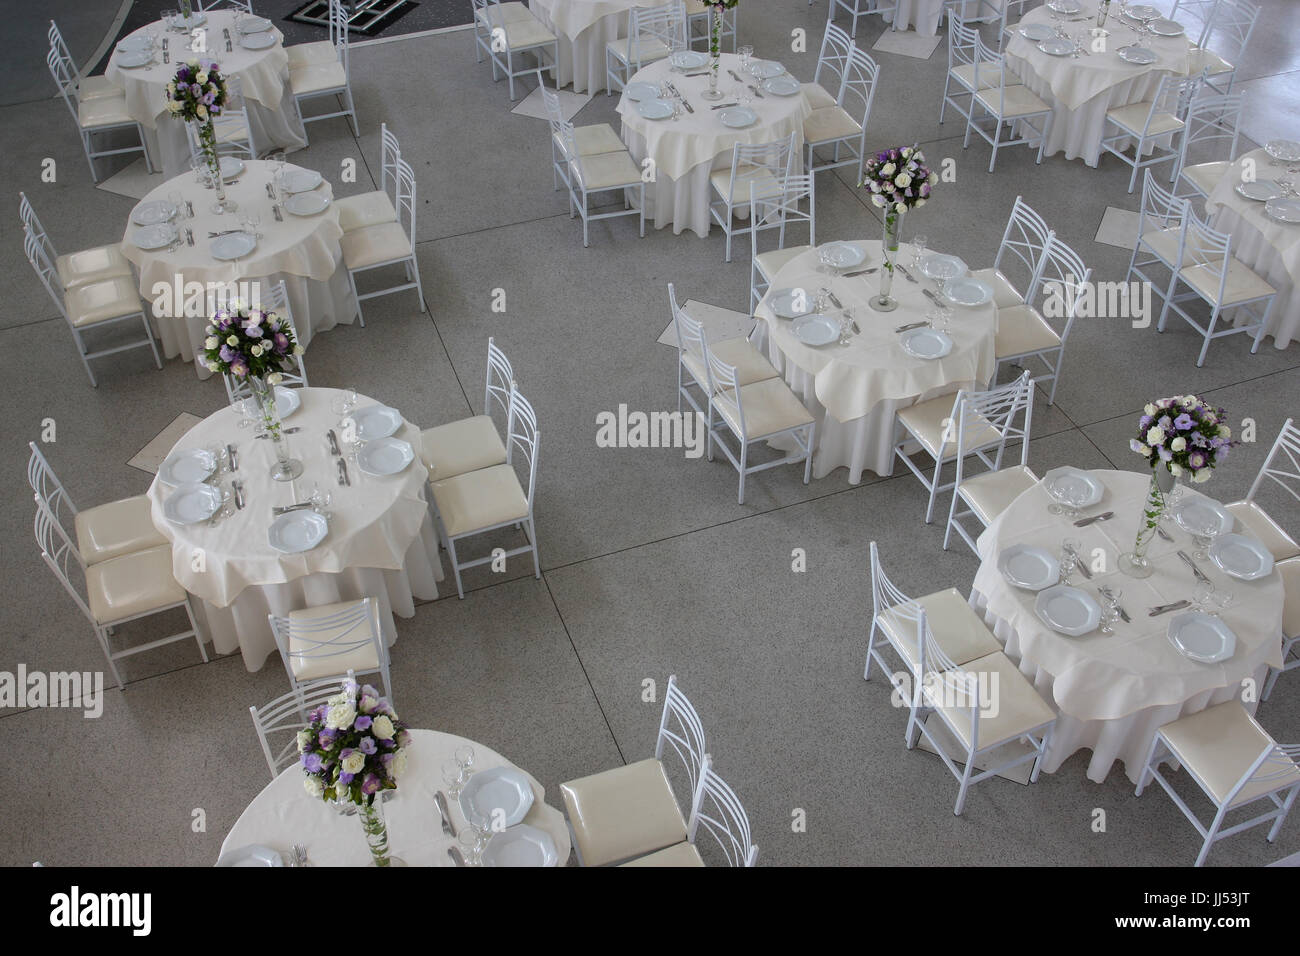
165;60;233;212
699;0;739;101
860;145;937;312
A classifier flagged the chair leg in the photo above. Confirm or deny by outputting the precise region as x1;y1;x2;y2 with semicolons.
446;536;466;599
864;622;878;680
953;753;975;815
924;458;942;524
411;256;428;313
1262;666;1281;701
529;519;541;578
1196;309;1218;367
1134;734;1162;795
737;440;747;504
1195;806;1228;867
94;625;126;691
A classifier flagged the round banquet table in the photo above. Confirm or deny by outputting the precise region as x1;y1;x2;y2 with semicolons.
105;11;307;178
1204;149;1300;350
1003;3;1192;166
221;730;570;866
752;240;998;483
529;0;642;94
120;160;356;379
618;53;812;238
971;468;1285;784
147;387;442;671
883;0;947;36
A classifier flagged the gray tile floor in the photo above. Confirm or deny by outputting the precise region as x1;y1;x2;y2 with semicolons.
4;0;1300;867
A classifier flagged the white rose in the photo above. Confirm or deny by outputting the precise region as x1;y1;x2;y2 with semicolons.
206;361;220;372
1192;469;1212;483
205;336;218;349
303;777;323;798
1136;443;1152;457
880;162;895;177
895;173;912;188
1170;436;1187;451
1182;395;1196;407
293;345;305;355
901;147;913;158
1146;426;1165;446
371;715;395;739
296;730;312;754
895;202;907;213
196;71;209;85
326;702;356;730
1169;462;1184;477
928;173;938;185
227;335;238;346
871;194;885;207
341;751;366;775
916;198;926;207
266;372;282;385
1144;403;1157;416
1221;425;1231;438
166;101;182;114
196;105;207;120
390;751;408;779
250;344;263;357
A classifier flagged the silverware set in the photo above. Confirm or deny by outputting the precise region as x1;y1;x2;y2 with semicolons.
1063;541;1092;578
208;228;244;238
898;265;920;284
290;843;311;866
325;428;351;485
1177;549;1212;584
664;81;693;113
434;791;457;837
1073;510;1113;526
711;102;739;110
841;266;877;278
1149;599;1191;616
894;320;929;333
272;502;313;515
255;426;301;438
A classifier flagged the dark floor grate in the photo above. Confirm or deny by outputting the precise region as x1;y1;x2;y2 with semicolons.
287;0;419;36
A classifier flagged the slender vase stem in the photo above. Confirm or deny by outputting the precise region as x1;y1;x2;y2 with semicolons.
1120;469;1173;578
702;7;724;100
248;376;303;481
871;210;902;312
359;798;392;867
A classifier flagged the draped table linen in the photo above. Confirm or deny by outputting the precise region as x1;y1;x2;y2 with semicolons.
529;0;644;94
883;0;948;36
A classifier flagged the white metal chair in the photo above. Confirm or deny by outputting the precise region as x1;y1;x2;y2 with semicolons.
558;120;645;247
1136;701;1300;866
710;133;796;263
606;1;687;94
290;0;359;137
288;0;344;69
419;337;513;482
561;674;707;866
828;0;900;39
1156;208;1274;367
34;496;207;691
335;123;402;233
27;442;166;567
1263;558;1300;701
341;157;426;324
939;10;1008;126
749;175;816;312
24;228;161;387
249;672;354;779
429;384;541;599
19;192;133;291
963;34;1051;173
1125;170;1193;330
1101;72;1201;193
268;597;392;703
1188;0;1259;95
184;75;256;164
473;0;558;100
47;20;119;104
704;342;815;504
685;0;738;53
1173;92;1243;206
943;371;1037;554
626;754;757;867
969;195;1051;311
221;282;307;403
804;45;879;184
540;77;623;192
1224;418;1300;562
803;20;854;111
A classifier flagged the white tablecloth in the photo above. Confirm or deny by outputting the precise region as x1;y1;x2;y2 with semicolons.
618;54;812;237
221;730;570;866
752;240;998;482
1004;4;1192;166
120;160;356;378
971;468;1285;783
530;0;642;94
105;12;307;177
1205;148;1300;349
884;0;947;36
147;387;441;671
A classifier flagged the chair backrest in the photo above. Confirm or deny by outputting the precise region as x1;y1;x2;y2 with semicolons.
653;674;708;803
221;281;308;402
18;191;60;266
868;540;924;663
954;371;1034;473
1245;418;1300;507
557;120;589;186
687;755;758;867
505;384;540;510
483;336;514;426
268;598;382;679
46;21;81;123
34;495;93;624
723;132;796;204
970;34;1016;105
1026;233;1091;345
392;157;417;245
186;75;251;162
1218;728;1300;808
703;348;744;436
946;10;983;75
1175;91;1243;184
1178;212;1235;304
813;20;854;100
249;672;354;779
627;1;687;65
1141;74;1202;138
378;122;401;197
27;442;78;535
1199;0;1258;62
916;611;983;751
991;196;1052;300
331;0;350;67
1170;0;1221;36
837;45;880;126
668;282;708;374
750;173;816;257
1138;168;1192;246
23;226;71;325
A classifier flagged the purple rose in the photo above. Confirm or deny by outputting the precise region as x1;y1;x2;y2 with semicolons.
301;753;323;772
1188;451;1206;468
1173;413;1194;430
1139;414;1153;428
318;730;335;747
273;332;289;352
354;715;372;731
359;737;377;755
338;772;354;785
360;774;382;795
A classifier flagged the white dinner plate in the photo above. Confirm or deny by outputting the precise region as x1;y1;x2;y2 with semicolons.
132;223;177;250
1208;533;1275;580
623;81;660;102
210;231;257;261
1235;180;1283;201
280;168;324;193
240;31;277;50
219;156;245;181
216;844;283;867
1168;611;1237;664
1173;497;1234;537
273;385;301;419
357;437;415;476
749;60;785;79
284;191;331;216
117;49;155;68
637;98;674;120
1117;45;1158;64
720;107;757;129
132;200;177;225
819;241;867;269
1265;139;1300;163
942;276;993;306
1265;197;1300;224
1043;466;1105;508
918;253;967;281
1018;23;1055;42
459;766;535;831
1045;0;1081;11
998;544;1061;591
791;313;840;346
481;825;559;867
238;15;274;33
268;510;328;553
117;35;153;53
1034;584;1102;637
669;50;708;70
1124;4;1160;20
900;327;953;359
1148;18;1185;36
761;75;801;96
162;482;223;525
1038;37;1075;57
351;404;402;441
770;287;815;319
158;447;217;486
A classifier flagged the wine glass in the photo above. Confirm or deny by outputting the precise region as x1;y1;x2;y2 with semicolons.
1208;588;1234;617
738;44;753;73
442;760;465;799
911;234;928;268
1058;539;1081;583
330;385;358;418
167;190;185;221
1192;515;1222;560
454;745;476;773
1192;579;1216;613
307;482;331;515
457;828;482;865
837;309;853;346
1099;588;1122;634
162;9;178;31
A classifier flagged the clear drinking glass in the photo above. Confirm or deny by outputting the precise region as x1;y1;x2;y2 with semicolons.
738;44;753;72
454;745;475;772
1192;579;1216;612
162;10;178;30
457;828;482;865
1058;538;1081;583
167;190;185;220
308;482;331;514
911;234;928;268
442;760;465;799
1193;518;1221;560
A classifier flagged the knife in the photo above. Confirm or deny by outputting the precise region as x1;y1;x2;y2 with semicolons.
233;481;244;510
727;69;742;82
226;443;238;471
711;102;740;110
1177;550;1211;584
1066;543;1093;578
1157;525;1174;542
748;83;765;98
265;182;275;199
434;791;457;837
1074;511;1114;527
272;502;312;515
448;847;467;867
327;429;340;456
1149;600;1192;616
1098;585;1130;623
899;265;920;284
338;458;351;486
895;320;929;333
255;426;301;438
272;205;283;222
843;266;878;277
185;228;195;246
208;229;244;237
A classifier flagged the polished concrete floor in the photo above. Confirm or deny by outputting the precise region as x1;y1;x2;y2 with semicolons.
4;0;1300;866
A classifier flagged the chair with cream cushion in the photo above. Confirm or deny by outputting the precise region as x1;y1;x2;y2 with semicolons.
48;21;119;104
1101;72;1201;193
605;2;686;95
685;0;737;53
1262;558;1300;701
907;615;1056;815
184;75;256;164
1187;0;1259;96
335;123;401;233
561;674;706;866
27;442;166;567
969;196;1051;313
750;174;816;311
1173;92;1242;208
221;281;308;403
287;0;344;69
804;20;853;112
1225;418;1300;562
473;0;558;100
290;0;358;137
1126;170;1193;331
420;337;512;482
249;672;354;780
939;11;1011;126
430;384;541;598
557;120;645;247
963;34;1051;173
804;44;879;184
944;371;1037;554
1135;701;1300;866
540;78;623;192
19;192;133;291
268;597;392;703
35;497;207;691
710;133;796;262
828;0;899;39
342;157;426;325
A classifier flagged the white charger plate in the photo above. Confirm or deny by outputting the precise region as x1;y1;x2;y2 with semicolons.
1124;4;1160;19
1148;18;1185;36
1034;584;1102;637
1265;197;1300;224
942;276;993;306
216;844;283;867
458;766;535;831
220;156;245;180
1043;466;1104;508
1168;611;1237;663
273;385;301;419
268;510;328;554
749;60;785;79
132;200;177;225
1236;180;1283;201
819;241;867;269
791;313;840;346
669;50;708;70
133;223;178;250
352;404;402;441
761;75;801;96
1018;23;1055;41
117;49;155;68
241;31;276;50
1038;37;1075;56
481;825;559;867
284;192;331;216
1118;45;1158;64
1265;139;1300;163
1208;533;1275;580
1173;497;1233;537
159;447;217;486
163;482;223;525
357;437;415;476
770;288;814;319
900;327;953;359
623;81;660;102
210;231;257;260
637;98;674;120
918;253;967;281
1046;0;1081;11
281;168;323;193
117;35;153;53
238;15;274;33
998;544;1060;591
720;107;758;129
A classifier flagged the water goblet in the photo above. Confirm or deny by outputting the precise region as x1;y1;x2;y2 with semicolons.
454;745;475;773
926;306;949;334
308;482;332;515
442;760;465;799
1209;588;1234;616
738;44;753;72
837;309;853;346
1100;587;1124;634
163;10;178;31
910;234;928;268
1058;539;1081;582
1192;517;1221;560
457;828;482;865
244;210;262;240
1192;579;1216;613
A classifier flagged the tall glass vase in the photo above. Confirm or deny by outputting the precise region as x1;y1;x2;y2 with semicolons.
248;375;303;481
357;796;405;867
701;7;724;101
180;0;193;20
870;209;903;312
197;120;236;215
1119;466;1175;578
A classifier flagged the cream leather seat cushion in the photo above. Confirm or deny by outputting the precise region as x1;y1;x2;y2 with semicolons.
431;463;529;538
710;165;783;205
57;244;133;289
968;267;1027;309
561;758;688;866
896;394;1001;459
78;75;121;101
974;84;1052;118
717;378;814;440
1177;258;1275;307
933;651;1056;748
419;415;508;481
78;93;135;129
574;150;641;191
502;15;557;50
1139;226;1185;266
286;40;338;69
620;841;705;867
606;36;671;64
85;545;185;625
802;82;838;111
341;222;412;270
1181;160;1229;197
287;600;380;682
335;191;399;233
556;123;625;157
878;587;1002;672
1189;48;1233;77
804;105;862;144
950;62;1011;91
681;338;777;390
290;60;348;96
995;304;1062;358
75;495;167;565
65;275;143;327
1106;103;1183;137
1225;500;1300;560
755;244;812;281
958;465;1039;525
476;1;536;24
1159;702;1300;807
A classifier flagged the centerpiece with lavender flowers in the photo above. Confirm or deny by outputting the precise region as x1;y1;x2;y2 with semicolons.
860;145;937;312
165;59;233;213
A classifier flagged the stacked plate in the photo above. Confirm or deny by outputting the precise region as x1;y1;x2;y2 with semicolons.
1118;46;1158;64
1235;180;1283;201
1043;466;1104;510
1148;18;1185;36
1034;584;1102;636
1039;37;1075;57
133;223;178;250
637;99;674;120
1123;4;1160;20
220;156;246;181
669;51;708;70
352;404;402;441
1018;23;1055;42
272;385;302;419
268;510;328;553
623;81;660;102
216;844;283;867
1168;612;1237;663
158;448;217;485
481;824;560;867
238;15;274;33
998;544;1060;591
749;60;785;79
1264;139;1300;163
117;48;155;69
942;276;993;306
1265;197;1300;224
1208;533;1274;580
1045;0;1081;11
720;107;758;129
241;31;276;50
918;253;967;282
211;232;257;261
459;767;535;831
819;241;866;269
1172;497;1233;537
163;482;223;525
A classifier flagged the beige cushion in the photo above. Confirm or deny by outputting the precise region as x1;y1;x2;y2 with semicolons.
1177;257;1275;307
212;116;251;146
1139;226;1185;266
620;841;705;867
802;81;838;110
287;600;380;682
78;93;135;129
419;415;508;481
561;758;687;866
74;495;166;565
555;123;625;157
606;36;671;65
710;164;783;205
682;337;778;389
1181;160;1229;197
430;463;529;538
754;244;812;282
804;105;863;144
85;545;185;625
717;377;814;440
64;275;143;328
340;221;412;270
933;651;1056;749
896;393;1001;460
1280;558;1300;638
501;14;557;50
1225;500;1300;561
290;60;348;96
574;149;641;191
335;191;398;233
949;62;1010;91
1106;102;1184;137
1159;702;1300;808
969;267;1027;309
995;305;1062;359
1189;48;1233;77
878;587;1002;672
77;74;120;102
475;1;537;24
958;465;1039;526
56;244;133;289
975;84;1052;119
286;40;337;69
